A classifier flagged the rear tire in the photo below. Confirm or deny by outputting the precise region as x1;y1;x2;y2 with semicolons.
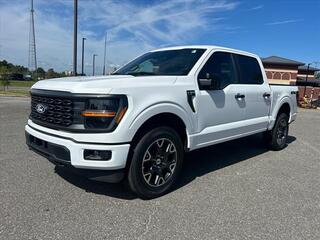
127;127;184;199
264;113;289;151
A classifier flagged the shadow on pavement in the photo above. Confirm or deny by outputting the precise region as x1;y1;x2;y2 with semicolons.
174;134;296;191
55;133;296;200
55;166;137;200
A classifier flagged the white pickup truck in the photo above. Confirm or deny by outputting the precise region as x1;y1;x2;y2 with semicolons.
26;45;298;198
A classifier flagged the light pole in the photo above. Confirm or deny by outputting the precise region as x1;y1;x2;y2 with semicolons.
103;32;107;75
92;54;97;76
81;37;86;76
73;0;78;76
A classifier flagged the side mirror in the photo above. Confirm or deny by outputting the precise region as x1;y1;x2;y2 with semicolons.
198;73;219;90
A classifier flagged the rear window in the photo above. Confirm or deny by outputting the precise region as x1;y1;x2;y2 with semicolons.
235;54;263;84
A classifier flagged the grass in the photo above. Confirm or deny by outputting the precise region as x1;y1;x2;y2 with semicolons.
0;90;30;97
8;80;36;87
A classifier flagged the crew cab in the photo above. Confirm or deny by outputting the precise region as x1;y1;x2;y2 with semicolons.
25;46;298;198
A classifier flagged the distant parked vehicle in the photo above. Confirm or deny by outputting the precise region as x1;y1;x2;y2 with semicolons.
8;73;24;81
25;45;298;198
24;74;33;81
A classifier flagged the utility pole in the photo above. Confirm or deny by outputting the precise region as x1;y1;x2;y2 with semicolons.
73;0;78;76
103;32;107;75
303;63;311;97
81;37;86;76
28;0;37;78
92;54;97;76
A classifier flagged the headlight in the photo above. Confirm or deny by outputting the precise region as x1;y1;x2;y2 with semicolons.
81;96;128;131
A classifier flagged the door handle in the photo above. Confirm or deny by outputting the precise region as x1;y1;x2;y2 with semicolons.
263;92;271;98
235;93;245;99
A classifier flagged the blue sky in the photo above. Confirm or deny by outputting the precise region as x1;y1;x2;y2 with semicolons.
0;0;319;74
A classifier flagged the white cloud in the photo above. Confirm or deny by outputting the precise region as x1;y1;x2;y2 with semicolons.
265;19;304;26
246;5;263;11
0;0;238;74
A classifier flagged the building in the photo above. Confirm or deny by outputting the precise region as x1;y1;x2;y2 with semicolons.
297;65;319;81
64;70;73;76
261;56;304;85
261;56;320;102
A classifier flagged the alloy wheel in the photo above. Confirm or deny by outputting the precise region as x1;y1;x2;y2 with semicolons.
276;118;288;146
142;138;177;187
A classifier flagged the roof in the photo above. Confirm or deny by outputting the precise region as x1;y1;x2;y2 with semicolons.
261;56;304;66
298;65;320;71
151;45;258;58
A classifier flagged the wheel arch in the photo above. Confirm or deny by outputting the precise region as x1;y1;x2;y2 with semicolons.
268;97;292;130
125;106;191;169
277;102;290;117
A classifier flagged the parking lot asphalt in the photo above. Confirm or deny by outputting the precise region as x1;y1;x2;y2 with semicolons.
0;96;319;240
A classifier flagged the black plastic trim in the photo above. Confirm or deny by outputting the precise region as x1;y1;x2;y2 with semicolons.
63;167;125;183
26;132;71;164
26;130;125;183
269;83;296;86
187;90;196;112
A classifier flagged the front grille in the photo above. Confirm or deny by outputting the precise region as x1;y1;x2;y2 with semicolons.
31;94;74;127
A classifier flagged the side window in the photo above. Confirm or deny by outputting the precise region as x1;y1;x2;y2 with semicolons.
235;54;263;84
198;52;238;89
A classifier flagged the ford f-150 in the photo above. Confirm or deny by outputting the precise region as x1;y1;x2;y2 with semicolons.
26;46;298;198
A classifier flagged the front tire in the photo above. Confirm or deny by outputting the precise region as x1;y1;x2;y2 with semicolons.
265;113;289;151
127;127;184;199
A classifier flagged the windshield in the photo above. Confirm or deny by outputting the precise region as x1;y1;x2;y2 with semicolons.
113;48;206;76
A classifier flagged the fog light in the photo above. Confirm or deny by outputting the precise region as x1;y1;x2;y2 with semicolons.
84;150;112;161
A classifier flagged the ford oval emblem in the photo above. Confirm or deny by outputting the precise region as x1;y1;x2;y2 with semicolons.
36;103;47;114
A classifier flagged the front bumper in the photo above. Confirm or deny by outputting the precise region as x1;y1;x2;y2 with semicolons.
25;124;131;182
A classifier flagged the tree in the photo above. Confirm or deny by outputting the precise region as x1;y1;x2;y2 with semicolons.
0;66;10;91
45;68;66;79
46;68;57;79
0;60;28;74
315;71;320;79
36;67;46;79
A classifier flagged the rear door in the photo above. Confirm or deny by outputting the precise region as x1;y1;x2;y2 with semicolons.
233;54;271;132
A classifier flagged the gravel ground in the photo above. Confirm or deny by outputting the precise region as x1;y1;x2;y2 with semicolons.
0;96;319;240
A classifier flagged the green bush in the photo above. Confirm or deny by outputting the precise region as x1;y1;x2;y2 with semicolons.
0;66;10;91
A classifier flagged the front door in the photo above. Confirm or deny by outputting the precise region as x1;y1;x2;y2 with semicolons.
192;51;247;149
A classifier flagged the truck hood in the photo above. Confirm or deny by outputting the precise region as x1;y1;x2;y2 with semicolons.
31;75;177;94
